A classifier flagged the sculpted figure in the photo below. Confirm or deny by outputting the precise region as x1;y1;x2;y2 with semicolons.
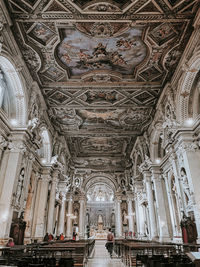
0;68;7;108
16;169;25;204
28;117;39;132
180;168;191;204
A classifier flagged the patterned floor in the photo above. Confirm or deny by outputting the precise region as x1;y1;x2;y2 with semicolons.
86;240;125;267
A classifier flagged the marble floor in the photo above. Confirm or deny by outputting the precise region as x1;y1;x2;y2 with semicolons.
86;240;125;267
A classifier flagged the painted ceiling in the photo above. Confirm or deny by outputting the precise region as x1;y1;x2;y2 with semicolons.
5;0;199;174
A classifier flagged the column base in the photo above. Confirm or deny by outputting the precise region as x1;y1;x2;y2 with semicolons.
172;236;183;243
159;236;171;243
151;236;159;242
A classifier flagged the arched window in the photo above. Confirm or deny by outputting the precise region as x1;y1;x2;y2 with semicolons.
39;127;52;164
0;56;27;126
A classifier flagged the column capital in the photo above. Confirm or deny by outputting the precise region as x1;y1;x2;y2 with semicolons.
0;135;7;150
150;165;161;175
66;193;73;201
7;140;26;154
40;168;51;182
52;169;59;183
126;193;134;201
79;197;86;203
143;173;152;184
60;191;66;201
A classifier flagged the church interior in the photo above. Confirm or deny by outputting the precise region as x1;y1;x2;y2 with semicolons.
0;0;200;266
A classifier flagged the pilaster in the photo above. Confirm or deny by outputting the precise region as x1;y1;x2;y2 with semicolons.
151;166;171;242
33;168;51;239
115;194;122;238
47;169;59;234
0;137;26;241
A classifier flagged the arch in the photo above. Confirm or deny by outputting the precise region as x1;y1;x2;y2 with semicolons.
83;173;118;193
40;126;52;164
188;72;200;119
176;51;200;124
0;55;27;127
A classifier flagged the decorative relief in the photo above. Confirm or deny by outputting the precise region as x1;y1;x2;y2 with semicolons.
177;142;198;153
28;23;56;46
149;22;178;46
80;90;122;105
84;3;121;13
8;141;26;153
90;22;114;37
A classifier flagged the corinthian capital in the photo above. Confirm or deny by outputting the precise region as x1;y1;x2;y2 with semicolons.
138;155;152;173
177;141;198;154
8;140;26;153
0;135;7;149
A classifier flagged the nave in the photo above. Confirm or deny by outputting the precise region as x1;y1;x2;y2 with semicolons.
86;240;124;267
1;1;200;265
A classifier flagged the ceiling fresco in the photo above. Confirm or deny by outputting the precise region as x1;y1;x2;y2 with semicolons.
5;0;199;173
57;27;147;76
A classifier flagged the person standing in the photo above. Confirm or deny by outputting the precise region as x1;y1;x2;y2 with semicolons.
106;228;114;257
72;230;77;241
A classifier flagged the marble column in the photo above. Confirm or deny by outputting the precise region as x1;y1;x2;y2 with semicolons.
115;196;122;237
66;197;73;238
34;168;51;239
143;171;158;240
24;171;38;239
169;154;183;234
134;192;140;237
57;193;66;235
163;173;177;239
47;170;59;234
127;197;134;234
0;139;24;240
79;198;85;238
151;166;170;242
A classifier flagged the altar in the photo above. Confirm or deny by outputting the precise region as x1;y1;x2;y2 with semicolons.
90;229;108;239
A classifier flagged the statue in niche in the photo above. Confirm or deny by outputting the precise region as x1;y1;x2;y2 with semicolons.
129;177;134;191
180;168;191;205
98;214;103;230
0;68;7;108
16;168;25;205
121;179;126;191
74;178;80;188
74;209;78;225
171;176;176;193
122;210;128;225
111;213;115;227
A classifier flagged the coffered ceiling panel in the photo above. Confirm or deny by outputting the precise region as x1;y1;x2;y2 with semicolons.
5;0;199;172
